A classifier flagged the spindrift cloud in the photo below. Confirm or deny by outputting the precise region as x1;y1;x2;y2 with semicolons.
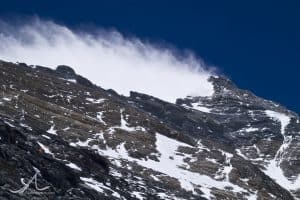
0;18;215;102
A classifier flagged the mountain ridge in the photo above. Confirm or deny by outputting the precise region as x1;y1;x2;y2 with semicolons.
0;60;299;200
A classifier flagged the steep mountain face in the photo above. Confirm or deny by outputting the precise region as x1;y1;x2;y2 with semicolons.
0;60;299;200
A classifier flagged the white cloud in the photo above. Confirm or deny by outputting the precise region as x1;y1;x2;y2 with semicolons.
0;18;215;102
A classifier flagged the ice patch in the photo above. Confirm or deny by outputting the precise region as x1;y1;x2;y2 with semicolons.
86;98;105;104
265;110;290;134
2;97;11;101
80;177;104;193
182;102;212;113
66;79;76;83
80;177;121;198
70;138;94;147
132;191;144;200
42;135;51;139
37;142;54;156
107;109;146;132
240;127;259;133
66;162;82;171
215;151;233;181
119;109;136;132
191;103;211;113
97;111;107;125
47;125;57;135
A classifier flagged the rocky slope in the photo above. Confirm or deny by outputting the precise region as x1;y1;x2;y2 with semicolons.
0;60;299;200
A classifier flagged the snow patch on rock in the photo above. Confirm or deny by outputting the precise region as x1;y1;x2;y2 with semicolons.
73;133;254;199
264;110;300;191
47;125;57;135
37;142;54;156
66;162;82;171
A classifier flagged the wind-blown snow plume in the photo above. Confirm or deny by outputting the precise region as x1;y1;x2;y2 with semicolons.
0;18;215;102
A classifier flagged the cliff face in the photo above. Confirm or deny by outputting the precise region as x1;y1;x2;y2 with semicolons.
0;60;299;200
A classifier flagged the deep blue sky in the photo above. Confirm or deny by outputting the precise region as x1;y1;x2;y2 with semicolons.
0;0;299;114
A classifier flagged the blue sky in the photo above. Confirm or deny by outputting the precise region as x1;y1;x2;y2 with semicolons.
0;0;299;113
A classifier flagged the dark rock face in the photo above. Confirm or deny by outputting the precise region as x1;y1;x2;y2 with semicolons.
0;118;111;199
0;123;17;144
55;65;95;88
56;65;76;79
0;60;299;200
